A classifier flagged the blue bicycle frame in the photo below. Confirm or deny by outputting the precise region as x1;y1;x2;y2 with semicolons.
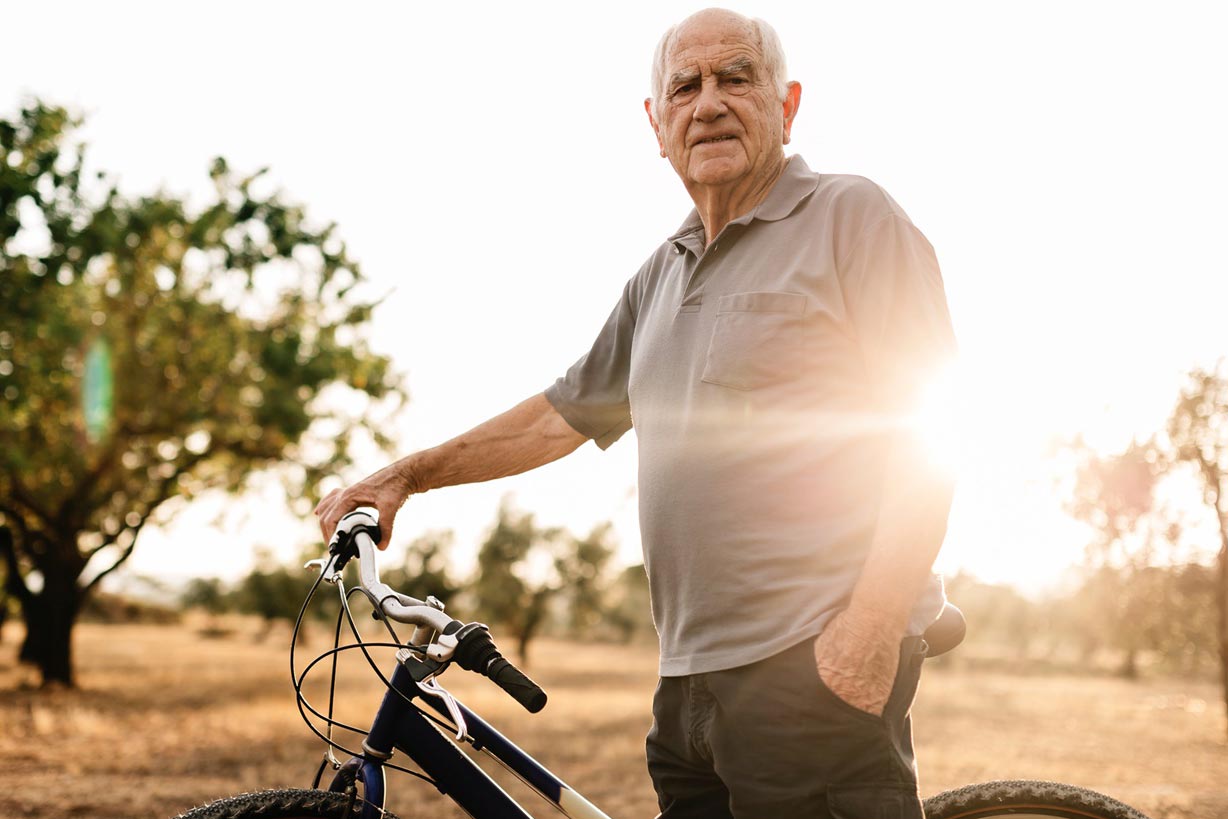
329;659;609;819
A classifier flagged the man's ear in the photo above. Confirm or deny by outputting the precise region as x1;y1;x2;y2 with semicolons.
782;81;802;145
644;98;666;157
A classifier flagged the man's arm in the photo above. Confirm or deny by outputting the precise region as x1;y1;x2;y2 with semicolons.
815;207;957;715
813;432;954;715
314;392;587;546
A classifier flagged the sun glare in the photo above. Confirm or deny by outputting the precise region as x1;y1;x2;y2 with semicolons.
914;366;964;474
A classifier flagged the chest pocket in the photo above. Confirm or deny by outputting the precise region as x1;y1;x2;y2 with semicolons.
700;291;808;391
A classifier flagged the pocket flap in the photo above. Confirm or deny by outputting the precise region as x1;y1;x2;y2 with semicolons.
716;290;806;314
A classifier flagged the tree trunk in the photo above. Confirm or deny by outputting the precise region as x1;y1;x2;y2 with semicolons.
516;589;552;668
18;567;83;687
1218;538;1228;741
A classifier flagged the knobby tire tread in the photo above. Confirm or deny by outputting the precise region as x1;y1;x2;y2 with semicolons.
173;788;402;819
923;779;1151;819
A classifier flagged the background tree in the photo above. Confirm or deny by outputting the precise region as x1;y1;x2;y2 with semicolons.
180;577;229;616
1167;364;1228;735
607;563;654;644
472;499;569;666
0;101;404;686
557;521;617;638
1064;438;1179;676
382;530;464;609
229;548;324;638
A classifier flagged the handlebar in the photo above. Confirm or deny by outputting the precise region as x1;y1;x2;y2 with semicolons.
325;510;548;713
329;510;453;634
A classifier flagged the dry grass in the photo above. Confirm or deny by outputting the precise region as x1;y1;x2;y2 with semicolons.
0;622;1225;819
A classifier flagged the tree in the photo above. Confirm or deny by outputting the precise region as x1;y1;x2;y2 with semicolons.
472;499;568;666
181;577;229;615
557;521;617;638
382;530;464;609
0;101;404;686
1064;438;1179;676
229;548;341;637
1167;365;1228;735
607;563;654;644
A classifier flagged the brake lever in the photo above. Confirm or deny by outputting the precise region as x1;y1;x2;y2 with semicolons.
304;556;342;584
415;677;468;740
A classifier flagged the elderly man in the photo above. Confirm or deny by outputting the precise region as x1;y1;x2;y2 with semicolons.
317;8;955;818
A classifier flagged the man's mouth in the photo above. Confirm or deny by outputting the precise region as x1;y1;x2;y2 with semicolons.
695;135;737;145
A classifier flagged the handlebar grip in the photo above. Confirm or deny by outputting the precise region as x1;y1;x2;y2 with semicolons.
453;625;548;713
486;656;548;714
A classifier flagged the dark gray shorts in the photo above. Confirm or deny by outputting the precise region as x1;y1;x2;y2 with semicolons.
646;635;927;819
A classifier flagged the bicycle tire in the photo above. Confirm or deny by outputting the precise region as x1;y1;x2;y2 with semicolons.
173;788;402;819
923;780;1151;819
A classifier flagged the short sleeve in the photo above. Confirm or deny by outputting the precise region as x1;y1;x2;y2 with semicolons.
544;279;636;449
839;214;957;413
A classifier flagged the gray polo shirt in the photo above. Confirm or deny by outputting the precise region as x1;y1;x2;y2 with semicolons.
546;155;956;677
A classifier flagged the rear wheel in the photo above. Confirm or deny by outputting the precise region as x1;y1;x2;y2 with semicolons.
923;780;1150;819
174;788;401;819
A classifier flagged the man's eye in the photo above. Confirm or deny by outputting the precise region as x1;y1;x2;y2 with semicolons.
672;83;697;96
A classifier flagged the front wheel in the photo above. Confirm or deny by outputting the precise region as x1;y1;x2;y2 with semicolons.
173;788;402;819
923;780;1151;819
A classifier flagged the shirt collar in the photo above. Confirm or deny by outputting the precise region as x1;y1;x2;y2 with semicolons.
667;154;821;254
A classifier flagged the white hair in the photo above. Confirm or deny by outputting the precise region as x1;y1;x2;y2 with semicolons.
649;11;789;119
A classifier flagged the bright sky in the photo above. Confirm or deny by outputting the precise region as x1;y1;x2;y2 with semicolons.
5;1;1227;595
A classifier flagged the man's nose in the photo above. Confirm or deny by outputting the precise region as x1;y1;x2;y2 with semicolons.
692;78;727;122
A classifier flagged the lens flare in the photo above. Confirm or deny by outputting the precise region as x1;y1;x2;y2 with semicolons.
83;337;113;443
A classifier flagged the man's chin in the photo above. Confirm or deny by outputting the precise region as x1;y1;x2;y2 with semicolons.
684;158;748;188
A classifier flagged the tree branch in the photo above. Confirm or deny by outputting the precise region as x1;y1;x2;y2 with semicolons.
8;479;56;530
80;450;208;595
0;523;34;605
57;433;128;525
80;522;145;596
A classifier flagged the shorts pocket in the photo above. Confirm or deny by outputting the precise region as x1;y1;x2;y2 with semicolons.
827;782;924;819
700;291;807;391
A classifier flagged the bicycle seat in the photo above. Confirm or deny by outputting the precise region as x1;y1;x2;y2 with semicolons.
921;602;966;658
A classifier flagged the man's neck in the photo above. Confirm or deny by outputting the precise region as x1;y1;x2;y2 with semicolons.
687;155;788;247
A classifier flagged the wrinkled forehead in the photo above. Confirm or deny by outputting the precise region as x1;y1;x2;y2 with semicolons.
668;27;761;77
663;21;763;77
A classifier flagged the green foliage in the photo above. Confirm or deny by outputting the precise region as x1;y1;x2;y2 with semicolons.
943;568;1218;676
229;549;325;626
472;499;622;664
0;100;405;685
1056;365;1228;702
557;522;617;637
180;577;229;615
607;563;654;644
1167;365;1228;730
382;530;464;610
944;573;1041;659
1063;438;1185;674
473;500;564;665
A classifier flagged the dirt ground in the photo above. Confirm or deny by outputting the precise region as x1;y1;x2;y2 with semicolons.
0;622;1224;818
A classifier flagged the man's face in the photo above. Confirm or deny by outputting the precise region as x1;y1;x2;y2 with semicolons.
647;15;798;194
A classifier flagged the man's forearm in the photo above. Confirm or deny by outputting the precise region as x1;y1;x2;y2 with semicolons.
398;393;587;494
814;431;954;714
845;432;954;638
315;393;587;545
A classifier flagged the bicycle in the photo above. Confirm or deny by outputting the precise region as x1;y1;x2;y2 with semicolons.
175;511;1152;819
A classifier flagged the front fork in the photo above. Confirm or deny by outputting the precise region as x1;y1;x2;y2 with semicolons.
326;755;387;819
319;655;439;819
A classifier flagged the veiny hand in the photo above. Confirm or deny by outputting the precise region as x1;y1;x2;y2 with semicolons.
314;461;414;549
813;609;900;717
